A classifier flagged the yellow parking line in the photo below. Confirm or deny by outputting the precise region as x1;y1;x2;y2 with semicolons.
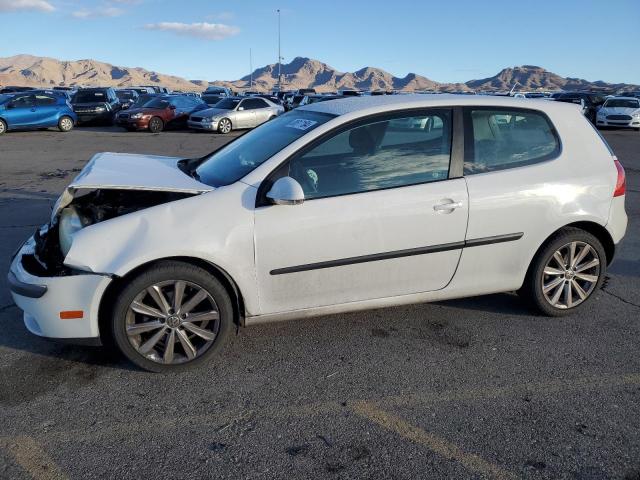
352;401;518;480
0;436;67;480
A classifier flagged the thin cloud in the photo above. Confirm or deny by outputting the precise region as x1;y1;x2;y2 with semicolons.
144;22;240;41
72;6;123;18
0;0;55;12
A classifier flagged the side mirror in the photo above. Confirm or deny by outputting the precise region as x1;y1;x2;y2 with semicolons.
266;177;305;205
238;106;244;111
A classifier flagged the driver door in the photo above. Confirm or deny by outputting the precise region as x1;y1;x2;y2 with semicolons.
253;109;468;314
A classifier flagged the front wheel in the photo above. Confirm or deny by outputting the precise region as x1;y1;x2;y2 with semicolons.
58;116;74;132
148;116;164;133
0;119;6;135
520;227;606;316
217;118;232;134
111;261;233;372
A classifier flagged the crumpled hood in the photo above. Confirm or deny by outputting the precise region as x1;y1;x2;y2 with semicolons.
51;152;213;220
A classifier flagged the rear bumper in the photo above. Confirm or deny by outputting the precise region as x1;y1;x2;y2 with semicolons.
606;195;628;247
8;236;112;342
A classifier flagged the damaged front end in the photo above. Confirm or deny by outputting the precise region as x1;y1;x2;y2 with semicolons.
23;151;215;277
30;189;199;276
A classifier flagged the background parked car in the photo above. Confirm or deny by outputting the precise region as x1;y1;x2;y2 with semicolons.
298;94;342;106
0;86;36;94
188;96;283;134
0;91;76;135
202;93;227;106
554;92;606;123
116;94;207;133
71;87;121;125
128;86;156;95
596;97;640;130
203;86;232;97
115;89;139;110
285;94;305;111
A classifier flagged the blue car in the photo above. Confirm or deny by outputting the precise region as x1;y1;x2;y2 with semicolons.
0;91;77;135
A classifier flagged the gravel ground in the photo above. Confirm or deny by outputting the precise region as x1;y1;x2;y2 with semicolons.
0;125;638;480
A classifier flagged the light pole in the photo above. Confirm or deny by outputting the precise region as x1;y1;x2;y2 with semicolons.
277;9;281;92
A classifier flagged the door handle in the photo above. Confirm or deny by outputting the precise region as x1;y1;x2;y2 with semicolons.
433;201;463;212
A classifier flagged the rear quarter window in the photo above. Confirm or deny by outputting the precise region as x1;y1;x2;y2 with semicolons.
464;107;560;175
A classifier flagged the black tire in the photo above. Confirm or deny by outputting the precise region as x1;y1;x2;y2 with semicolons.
217;118;232;134
148;116;164;133
58;115;74;132
519;227;606;317
0;118;7;135
111;261;233;372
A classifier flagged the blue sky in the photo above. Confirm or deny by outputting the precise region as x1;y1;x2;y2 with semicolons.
1;0;638;84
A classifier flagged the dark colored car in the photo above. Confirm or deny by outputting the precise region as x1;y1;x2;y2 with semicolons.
0;91;76;135
71;87;122;125
202;93;226;106
285;94;305;111
0;86;36;94
555;92;606;123
115;89;139;110
116;94;208;133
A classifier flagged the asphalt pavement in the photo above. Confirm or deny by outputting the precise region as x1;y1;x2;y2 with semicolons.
0;125;639;480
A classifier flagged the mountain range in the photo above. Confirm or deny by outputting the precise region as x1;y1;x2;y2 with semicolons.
0;54;636;93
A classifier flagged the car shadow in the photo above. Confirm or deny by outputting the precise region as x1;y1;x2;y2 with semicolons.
434;292;535;317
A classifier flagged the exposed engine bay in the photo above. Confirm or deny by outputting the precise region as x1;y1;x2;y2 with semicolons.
29;189;197;276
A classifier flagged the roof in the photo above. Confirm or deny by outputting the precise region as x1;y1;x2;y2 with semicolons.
300;93;578;117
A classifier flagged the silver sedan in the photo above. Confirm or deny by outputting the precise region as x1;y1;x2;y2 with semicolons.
188;96;284;134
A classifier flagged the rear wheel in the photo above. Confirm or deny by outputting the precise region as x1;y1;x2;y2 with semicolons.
111;261;233;372
0;119;6;135
58;116;74;132
520;228;606;316
148;116;164;133
218;118;232;134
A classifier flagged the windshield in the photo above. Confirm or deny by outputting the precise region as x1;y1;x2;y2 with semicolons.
214;98;240;110
604;99;639;109
202;94;222;104
116;91;136;100
195;110;335;187
73;91;108;103
144;98;171;109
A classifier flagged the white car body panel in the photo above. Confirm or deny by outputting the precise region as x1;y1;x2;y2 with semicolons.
596;97;640;128
254;178;468;313
8;94;627;340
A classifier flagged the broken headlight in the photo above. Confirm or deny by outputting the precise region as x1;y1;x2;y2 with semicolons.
58;206;91;257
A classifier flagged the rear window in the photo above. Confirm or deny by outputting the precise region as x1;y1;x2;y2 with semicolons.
464;108;560;175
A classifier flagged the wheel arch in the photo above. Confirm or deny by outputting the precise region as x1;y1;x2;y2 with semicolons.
98;256;246;346
522;220;615;292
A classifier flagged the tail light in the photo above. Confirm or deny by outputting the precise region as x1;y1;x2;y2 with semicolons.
613;156;626;197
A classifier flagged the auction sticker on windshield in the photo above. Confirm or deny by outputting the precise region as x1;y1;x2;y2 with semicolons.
286;119;318;130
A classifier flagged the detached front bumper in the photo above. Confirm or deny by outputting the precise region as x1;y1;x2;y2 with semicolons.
8;237;112;344
188;119;217;131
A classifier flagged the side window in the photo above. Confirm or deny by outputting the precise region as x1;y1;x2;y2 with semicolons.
289;110;452;199
464;108;560;175
9;95;33;107
34;94;56;106
243;98;267;110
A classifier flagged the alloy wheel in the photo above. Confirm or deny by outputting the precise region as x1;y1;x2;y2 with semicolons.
125;280;220;365
219;119;231;133
60;117;73;131
0;120;6;134
541;241;600;309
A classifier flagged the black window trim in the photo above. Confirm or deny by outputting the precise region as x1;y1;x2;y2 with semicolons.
462;105;562;177
255;106;464;207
